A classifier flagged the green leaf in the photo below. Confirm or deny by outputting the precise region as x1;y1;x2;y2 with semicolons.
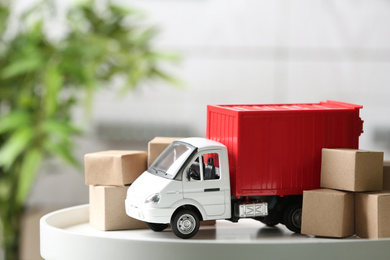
16;148;42;204
132;26;159;45
0;4;9;36
43;140;80;168
42;119;81;139
0;111;32;135
0;179;11;201
44;65;63;117
149;51;182;62
0;56;43;79
150;68;186;88
0;128;34;169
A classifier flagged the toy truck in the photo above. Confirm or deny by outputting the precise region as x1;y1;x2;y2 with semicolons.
125;100;363;239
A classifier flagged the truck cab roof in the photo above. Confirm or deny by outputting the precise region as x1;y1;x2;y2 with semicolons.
178;137;226;150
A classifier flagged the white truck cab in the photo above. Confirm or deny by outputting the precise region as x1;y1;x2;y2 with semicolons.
125;138;231;238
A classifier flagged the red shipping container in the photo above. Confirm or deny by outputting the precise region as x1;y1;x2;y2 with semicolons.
206;100;363;198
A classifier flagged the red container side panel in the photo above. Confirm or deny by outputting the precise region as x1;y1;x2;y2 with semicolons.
207;107;239;195
206;101;363;198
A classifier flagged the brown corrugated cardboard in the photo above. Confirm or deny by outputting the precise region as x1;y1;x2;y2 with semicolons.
89;185;147;231
321;149;384;192
355;191;390;239
148;137;182;166
301;189;354;238
383;161;390;190
85;150;147;186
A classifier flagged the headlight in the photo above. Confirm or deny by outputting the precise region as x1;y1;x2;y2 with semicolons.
145;193;160;204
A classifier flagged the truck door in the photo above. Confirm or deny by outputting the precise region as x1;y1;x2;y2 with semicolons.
182;151;225;217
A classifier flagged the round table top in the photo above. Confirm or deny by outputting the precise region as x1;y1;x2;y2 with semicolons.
40;204;390;260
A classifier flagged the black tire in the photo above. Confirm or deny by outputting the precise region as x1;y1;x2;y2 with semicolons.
146;222;169;232
259;220;279;227
171;209;200;239
283;203;302;233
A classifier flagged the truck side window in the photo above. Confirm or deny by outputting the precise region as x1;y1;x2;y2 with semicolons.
203;153;220;180
186;152;220;181
188;157;202;181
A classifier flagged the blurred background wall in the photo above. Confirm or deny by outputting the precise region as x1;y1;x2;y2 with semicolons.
29;0;390;208
13;0;390;259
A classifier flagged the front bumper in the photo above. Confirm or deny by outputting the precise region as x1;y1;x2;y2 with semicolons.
125;199;174;224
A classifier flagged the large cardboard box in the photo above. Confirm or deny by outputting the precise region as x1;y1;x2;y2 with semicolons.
321;149;384;192
301;189;355;238
89;185;147;231
148;137;181;166
85;150;147;186
355;191;390;239
383;161;390;190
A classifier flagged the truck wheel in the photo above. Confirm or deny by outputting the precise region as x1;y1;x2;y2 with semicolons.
146;222;169;232
259;220;279;227
171;209;200;239
283;203;302;233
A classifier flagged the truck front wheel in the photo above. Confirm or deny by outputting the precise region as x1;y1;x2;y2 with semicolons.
146;222;169;232
171;209;200;239
283;203;302;233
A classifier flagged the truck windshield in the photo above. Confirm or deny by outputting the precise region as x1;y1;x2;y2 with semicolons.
149;142;196;179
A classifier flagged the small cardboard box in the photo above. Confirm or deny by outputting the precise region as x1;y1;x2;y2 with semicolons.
355;191;390;239
301;189;354;238
383;161;390;190
321;149;384;192
89;185;147;231
85;150;147;186
148;137;182;166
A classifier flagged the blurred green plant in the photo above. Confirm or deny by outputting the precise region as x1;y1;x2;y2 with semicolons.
0;0;180;259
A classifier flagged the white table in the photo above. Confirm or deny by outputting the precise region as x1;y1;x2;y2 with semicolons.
40;204;390;260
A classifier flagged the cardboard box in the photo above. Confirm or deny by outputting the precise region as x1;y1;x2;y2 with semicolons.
89;185;148;231
301;189;354;238
383;161;390;190
321;149;384;192
355;191;390;239
85;150;147;186
148;137;182;166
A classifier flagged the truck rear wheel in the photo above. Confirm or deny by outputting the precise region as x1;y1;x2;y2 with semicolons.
283;203;302;233
171;209;200;239
259;220;279;227
146;222;169;232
